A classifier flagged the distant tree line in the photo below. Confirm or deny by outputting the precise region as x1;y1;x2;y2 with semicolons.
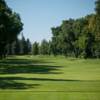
7;34;32;55
32;0;100;58
32;40;51;55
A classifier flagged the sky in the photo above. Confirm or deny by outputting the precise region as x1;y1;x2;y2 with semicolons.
5;0;96;43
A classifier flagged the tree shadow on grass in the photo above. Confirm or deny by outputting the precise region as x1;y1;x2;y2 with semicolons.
0;76;78;89
0;77;81;82
0;64;62;74
0;58;54;65
0;76;99;89
0;57;62;89
0;79;40;89
0;58;62;74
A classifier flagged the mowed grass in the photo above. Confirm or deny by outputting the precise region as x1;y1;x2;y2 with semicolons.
0;55;100;100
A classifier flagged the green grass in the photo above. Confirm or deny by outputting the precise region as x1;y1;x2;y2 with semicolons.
0;55;100;100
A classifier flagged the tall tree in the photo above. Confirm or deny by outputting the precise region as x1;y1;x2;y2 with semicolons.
20;34;28;55
51;27;62;55
26;38;32;54
32;42;39;55
39;40;49;55
0;0;23;58
14;38;21;55
95;0;100;57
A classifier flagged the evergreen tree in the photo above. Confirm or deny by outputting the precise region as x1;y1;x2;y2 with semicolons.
26;38;32;54
32;42;39;55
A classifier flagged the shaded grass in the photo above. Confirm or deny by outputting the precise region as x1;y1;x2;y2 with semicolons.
0;57;62;74
0;79;39;89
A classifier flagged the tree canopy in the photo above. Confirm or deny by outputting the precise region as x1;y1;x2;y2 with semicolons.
49;0;100;58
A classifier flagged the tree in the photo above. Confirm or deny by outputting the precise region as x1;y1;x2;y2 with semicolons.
39;40;49;55
0;0;23;58
26;38;32;54
87;0;100;58
95;0;100;15
51;26;62;55
6;37;32;55
20;34;31;55
61;19;76;56
32;42;39;55
14;38;21;55
51;19;76;56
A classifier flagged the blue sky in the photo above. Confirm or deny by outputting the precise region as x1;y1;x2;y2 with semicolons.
5;0;96;43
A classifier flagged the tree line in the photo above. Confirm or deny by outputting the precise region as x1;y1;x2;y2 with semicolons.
6;34;31;55
32;40;51;55
32;0;100;58
0;0;100;59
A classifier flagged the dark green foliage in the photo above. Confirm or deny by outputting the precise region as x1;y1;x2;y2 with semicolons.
95;0;100;15
51;27;62;55
0;0;99;58
32;42;39;55
0;0;23;58
20;34;28;55
49;0;100;58
26;38;32;54
6;35;32;55
14;38;21;55
39;40;50;55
